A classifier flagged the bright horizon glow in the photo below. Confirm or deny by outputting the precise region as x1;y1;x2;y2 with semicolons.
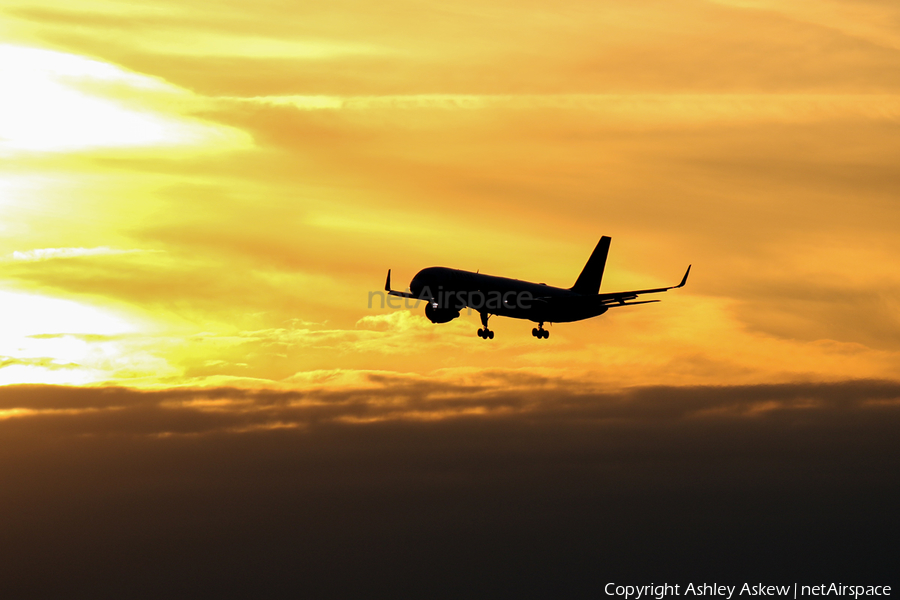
0;289;153;385
0;289;136;336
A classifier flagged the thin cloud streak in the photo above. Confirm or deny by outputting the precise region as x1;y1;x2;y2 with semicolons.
3;378;899;435
7;247;156;262
229;93;900;124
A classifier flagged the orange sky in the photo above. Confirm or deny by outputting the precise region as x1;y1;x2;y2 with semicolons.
2;0;900;392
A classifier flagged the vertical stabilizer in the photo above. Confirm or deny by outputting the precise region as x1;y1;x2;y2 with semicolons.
570;237;611;295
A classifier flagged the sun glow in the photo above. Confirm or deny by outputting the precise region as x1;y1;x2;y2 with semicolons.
0;44;248;154
0;43;251;385
0;289;147;385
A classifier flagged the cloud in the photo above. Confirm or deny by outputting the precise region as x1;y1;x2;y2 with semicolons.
231;93;900;126
10;0;900;99
2;376;899;435
0;377;897;596
8;247;154;262
0;356;79;371
708;0;900;52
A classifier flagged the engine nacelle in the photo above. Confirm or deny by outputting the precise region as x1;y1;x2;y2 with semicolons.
425;303;460;324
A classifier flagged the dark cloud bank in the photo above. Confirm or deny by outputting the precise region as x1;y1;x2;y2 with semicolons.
1;378;898;599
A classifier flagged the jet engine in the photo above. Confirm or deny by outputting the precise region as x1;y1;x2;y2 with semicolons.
425;303;460;324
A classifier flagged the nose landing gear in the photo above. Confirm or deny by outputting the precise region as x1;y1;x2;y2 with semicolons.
531;323;549;339
477;312;494;339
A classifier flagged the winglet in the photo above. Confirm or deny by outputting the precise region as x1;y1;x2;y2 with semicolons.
675;265;691;288
385;269;392;292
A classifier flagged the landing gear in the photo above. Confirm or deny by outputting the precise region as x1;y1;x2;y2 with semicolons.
531;323;549;339
477;313;494;339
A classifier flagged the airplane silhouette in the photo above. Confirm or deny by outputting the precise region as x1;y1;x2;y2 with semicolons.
385;236;690;339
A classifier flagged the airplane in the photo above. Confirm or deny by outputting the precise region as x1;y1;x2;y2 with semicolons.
385;236;690;339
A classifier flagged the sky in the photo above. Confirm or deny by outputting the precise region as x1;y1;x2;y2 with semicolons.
1;0;899;594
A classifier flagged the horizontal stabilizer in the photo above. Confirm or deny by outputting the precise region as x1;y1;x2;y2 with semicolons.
608;299;660;308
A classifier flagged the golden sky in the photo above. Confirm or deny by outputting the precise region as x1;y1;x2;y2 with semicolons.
2;0;900;394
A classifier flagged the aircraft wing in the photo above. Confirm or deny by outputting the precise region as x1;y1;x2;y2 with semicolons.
597;265;690;306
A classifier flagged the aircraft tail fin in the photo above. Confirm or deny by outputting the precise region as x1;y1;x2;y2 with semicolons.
570;236;611;295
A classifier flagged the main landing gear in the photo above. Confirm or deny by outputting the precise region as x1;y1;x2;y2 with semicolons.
532;323;549;339
477;312;494;339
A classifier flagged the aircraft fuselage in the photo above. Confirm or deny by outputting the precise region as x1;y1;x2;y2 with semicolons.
409;266;609;324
